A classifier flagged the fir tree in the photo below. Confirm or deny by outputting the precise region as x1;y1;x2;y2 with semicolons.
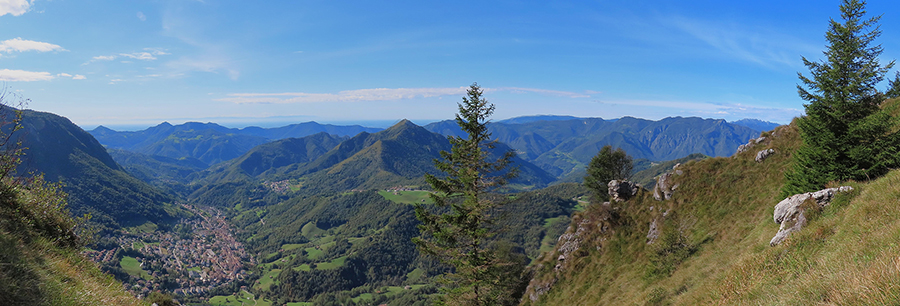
782;0;900;196
413;83;521;306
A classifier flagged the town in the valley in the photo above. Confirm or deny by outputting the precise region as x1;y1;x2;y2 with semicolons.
83;204;255;298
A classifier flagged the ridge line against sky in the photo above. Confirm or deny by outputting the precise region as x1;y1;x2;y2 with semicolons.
1;0;898;128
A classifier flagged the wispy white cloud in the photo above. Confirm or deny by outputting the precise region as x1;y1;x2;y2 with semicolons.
217;87;596;104
165;56;239;80
0;0;30;16
84;48;169;64
0;69;87;81
160;4;242;80
0;69;54;81
92;55;115;61
663;16;818;68
55;73;86;80
493;87;591;98
217;87;470;104
137;11;146;21
0;37;66;53
592;98;802;123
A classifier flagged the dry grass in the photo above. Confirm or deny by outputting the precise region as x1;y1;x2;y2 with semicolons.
1;235;146;306
530;117;900;306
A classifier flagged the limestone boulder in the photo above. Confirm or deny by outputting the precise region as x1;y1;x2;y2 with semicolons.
770;186;853;246
653;172;679;201
755;149;775;163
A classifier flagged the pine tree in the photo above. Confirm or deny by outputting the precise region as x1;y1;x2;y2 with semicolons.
413;83;520;306
782;0;900;196
583;145;633;201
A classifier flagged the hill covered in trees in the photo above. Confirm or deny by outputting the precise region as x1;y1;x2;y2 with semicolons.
14;110;184;233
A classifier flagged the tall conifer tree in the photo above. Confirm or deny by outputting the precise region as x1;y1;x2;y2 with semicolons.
783;0;900;196
413;83;520;306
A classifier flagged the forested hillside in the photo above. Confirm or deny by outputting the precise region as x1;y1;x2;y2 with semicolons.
14;110;184;233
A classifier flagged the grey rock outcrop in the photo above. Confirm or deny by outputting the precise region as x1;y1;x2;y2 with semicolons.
608;180;640;202
647;218;660;244
770;186;853;246
653;172;679;201
755;149;775;163
736;136;767;154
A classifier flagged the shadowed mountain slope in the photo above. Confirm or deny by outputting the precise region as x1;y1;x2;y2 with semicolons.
15;110;180;231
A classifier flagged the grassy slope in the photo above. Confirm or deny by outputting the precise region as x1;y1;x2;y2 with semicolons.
530;105;900;305
0;234;144;306
527;123;797;305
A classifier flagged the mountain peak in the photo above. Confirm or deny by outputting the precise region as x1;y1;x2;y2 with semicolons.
91;125;115;133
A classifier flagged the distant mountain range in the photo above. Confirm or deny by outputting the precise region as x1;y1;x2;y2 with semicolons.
730;118;782;132
194;120;556;199
89;121;381;165
425;116;765;177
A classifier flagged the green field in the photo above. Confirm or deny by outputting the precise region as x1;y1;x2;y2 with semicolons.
123;221;157;234
304;247;324;260
351;293;374;303
350;285;427;303
119;256;151;280
281;243;303;251
291;264;311;272
255;269;281;291
300;222;326;238
378;190;433;204
209;290;273;306
406;268;425;283
316;256;347;270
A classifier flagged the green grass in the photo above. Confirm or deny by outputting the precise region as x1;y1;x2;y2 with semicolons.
119;256;151;280
0;234;144;306
304;247;324;260
525;122;900;305
315;256;347;270
300;221;326;238
542;216;565;228
526;123;804;306
378;190;433;204
351;293;374;303
285;303;313;306
406;268;425;283
122;221;157;234
281;243;303;251
132;241;145;250
209;290;273;306
292;264;311;272
255;269;281;291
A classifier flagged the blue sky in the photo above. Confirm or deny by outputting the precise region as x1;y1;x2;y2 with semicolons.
1;0;899;130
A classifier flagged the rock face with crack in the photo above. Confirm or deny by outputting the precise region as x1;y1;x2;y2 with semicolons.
770;186;853;246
